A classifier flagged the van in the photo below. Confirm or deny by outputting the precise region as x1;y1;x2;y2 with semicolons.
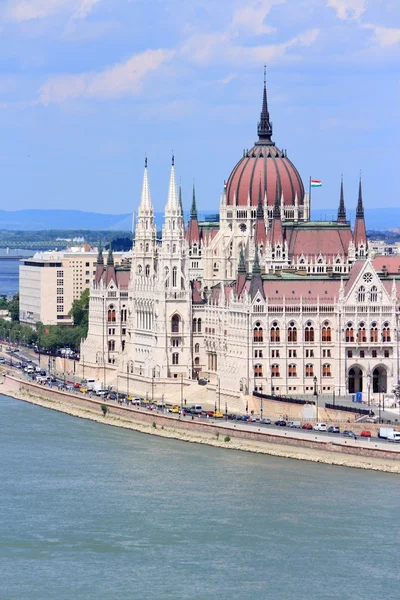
287;421;301;429
85;379;98;391
387;431;400;443
190;404;202;414
313;422;327;432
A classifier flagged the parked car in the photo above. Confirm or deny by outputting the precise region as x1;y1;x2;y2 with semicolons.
214;411;224;419
108;392;117;401
40;370;46;376
287;421;301;428
328;426;340;434
80;386;89;393
260;418;272;425
360;430;372;437
73;382;80;389
275;420;287;426
313;423;327;432
206;411;215;417
241;415;251;421
170;405;180;413
343;430;356;438
302;423;313;430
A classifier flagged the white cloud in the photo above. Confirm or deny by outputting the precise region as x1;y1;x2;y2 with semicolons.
231;0;285;35
5;0;100;22
362;23;400;47
38;48;175;105
327;0;366;20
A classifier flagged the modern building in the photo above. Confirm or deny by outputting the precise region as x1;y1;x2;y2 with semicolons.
19;245;128;326
80;76;398;407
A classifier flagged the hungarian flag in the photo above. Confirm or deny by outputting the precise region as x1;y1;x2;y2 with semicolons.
223;181;227;191
311;179;322;187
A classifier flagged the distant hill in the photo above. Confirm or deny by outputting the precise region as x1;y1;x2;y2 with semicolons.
0;207;399;231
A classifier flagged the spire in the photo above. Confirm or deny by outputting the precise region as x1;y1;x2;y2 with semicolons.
256;177;264;219
107;242;114;266
257;65;273;144
238;247;247;274
191;182;198;219
179;184;183;214
273;176;281;218
252;246;261;274
254;176;267;246
96;239;104;266
165;155;179;213
356;175;364;218
139;155;152;213
337;175;346;223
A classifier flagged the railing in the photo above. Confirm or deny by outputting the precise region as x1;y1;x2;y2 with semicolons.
253;390;315;406
324;403;371;415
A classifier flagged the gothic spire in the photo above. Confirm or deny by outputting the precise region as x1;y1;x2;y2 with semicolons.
107;242;114;266
179;183;183;214
139;155;152;213
191;182;198;219
257;65;273;143
96;239;104;266
256;176;264;219
165;155;179;214
252;246;261;275
337;175;346;223
356;175;364;218
238;246;247;274
273;175;281;218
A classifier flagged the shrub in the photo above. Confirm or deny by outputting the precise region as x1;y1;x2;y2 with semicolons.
224;435;231;443
152;421;157;429
101;404;108;417
216;431;220;440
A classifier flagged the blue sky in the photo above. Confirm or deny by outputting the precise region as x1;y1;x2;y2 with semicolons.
0;0;399;216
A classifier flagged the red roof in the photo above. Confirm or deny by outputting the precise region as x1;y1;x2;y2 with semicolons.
286;225;353;259
372;256;400;274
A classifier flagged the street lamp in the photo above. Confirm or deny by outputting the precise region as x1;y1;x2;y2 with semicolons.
332;385;335;407
218;376;221;412
367;373;371;407
225;401;228;420
313;376;319;422
152;368;155;404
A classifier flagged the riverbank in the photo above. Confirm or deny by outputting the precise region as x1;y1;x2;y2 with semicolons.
2;375;399;473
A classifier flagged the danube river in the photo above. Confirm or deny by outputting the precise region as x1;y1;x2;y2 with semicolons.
1;396;399;600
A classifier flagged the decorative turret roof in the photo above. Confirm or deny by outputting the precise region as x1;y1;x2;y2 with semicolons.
96;240;104;266
354;176;367;248
191;182;198;219
238;246;247;274
107;242;114;266
165;154;180;214
138;156;153;214
185;183;200;244
337;176;346;223
267;177;284;247
235;246;247;296
254;177;267;246
257;66;273;144
179;184;183;214
249;246;265;299
356;176;364;219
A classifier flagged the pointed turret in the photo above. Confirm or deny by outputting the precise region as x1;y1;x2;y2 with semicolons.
337;176;346;223
185;182;200;244
138;155;153;214
254;177;267;246
96;240;104;266
250;246;264;299
179;184;183;214
268;177;283;246
236;246;247;296
252;246;261;275
257;66;273;144
165;154;180;215
190;182;197;219
354;176;367;252
107;242;114;266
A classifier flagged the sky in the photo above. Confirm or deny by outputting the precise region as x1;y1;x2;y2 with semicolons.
0;0;399;216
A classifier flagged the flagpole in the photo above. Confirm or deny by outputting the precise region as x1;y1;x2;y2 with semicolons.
309;175;312;214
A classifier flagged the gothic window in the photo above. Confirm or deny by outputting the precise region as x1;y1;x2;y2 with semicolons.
192;318;197;333
370;322;378;343
253;322;264;343
107;306;116;323
271;364;280;377
270;321;280;343
357;323;367;343
137;264;142;275
172;267;177;287
239;223;246;232
357;286;366;303
304;322;314;343
108;340;115;351
288;364;297;378
194;343;200;353
197;318;202;333
305;364;314;377
322;363;332;377
363;273;373;283
254;364;263;378
382;323;391;342
165;267;169;289
121;309;127;322
172;353;179;365
173;244;176;254
370;285;378;302
321;323;332;342
345;323;354;343
171;314;180;333
145;264;150;276
145;243;149;252
287;321;297;343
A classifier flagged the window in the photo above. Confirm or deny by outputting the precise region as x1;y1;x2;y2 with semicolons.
108;328;115;335
57;288;63;295
121;309;127;322
254;364;263;378
323;363;332;377
121;341;125;351
370;323;378;343
271;364;280;377
194;357;200;366
370;285;378;302
194;343;200;353
172;267;177;287
85;271;90;275
382;323;391;342
347;350;353;358
360;350;365;358
85;262;89;267
288;364;297;378
57;305;63;313
288;349;297;358
357;323;367;343
287;322;297;343
197;318;202;333
345;324;354;343
253;322;263;343
192;318;197;333
357;286;366;303
384;349;389;358
321;324;331;342
304;322;314;343
172;352;179;365
145;265;150;276
57;296;63;303
372;350;377;358
107;306;116;322
172;339;180;347
305;364;314;377
57;270;63;278
171;314;180;333
305;349;314;358
122;328;126;335
271;349;280;358
270;322;280;343
108;340;115;351
254;349;263;358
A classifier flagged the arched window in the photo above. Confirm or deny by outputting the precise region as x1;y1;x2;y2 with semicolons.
120;309;127;323
194;343;200;353
288;364;297;378
321;323;331;342
253;322;263;343
254;364;263;378
172;266;177;287
357;286;366;303
370;285;378;302
192;318;197;333
172;244;176;254
357;322;367;343
145;243;149;252
287;321;297;343
194;357;200;366
271;364;280;377
107;306;116;323
305;364;314;377
304;322;314;343
137;264;142;275
171;314;180;334
145;264;150;276
345;323;354;343
323;363;332;377
382;323;391;342
370;322;378;343
197;318;202;333
108;340;115;352
270;321;280;343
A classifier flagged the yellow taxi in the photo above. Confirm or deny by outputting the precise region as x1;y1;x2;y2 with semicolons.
214;411;224;419
170;405;180;413
126;395;133;402
80;386;89;393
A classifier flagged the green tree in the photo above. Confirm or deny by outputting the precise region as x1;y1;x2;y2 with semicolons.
69;289;89;333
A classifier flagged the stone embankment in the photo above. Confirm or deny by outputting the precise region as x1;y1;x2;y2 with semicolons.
1;374;399;474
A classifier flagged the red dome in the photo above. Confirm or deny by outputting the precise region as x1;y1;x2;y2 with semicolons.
225;73;304;208
226;143;304;207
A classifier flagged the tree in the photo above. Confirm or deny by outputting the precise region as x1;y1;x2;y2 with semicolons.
69;289;89;333
101;404;109;417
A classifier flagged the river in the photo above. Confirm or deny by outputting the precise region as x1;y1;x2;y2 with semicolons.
0;395;399;600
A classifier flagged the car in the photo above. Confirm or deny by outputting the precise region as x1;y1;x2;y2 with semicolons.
302;423;313;430
0;357;5;363
313;423;327;432
260;418;272;425
360;430;372;437
40;370;46;376
66;384;73;391
170;405;180;414
80;386;89;393
198;378;208;386
214;411;224;418
206;410;215;417
275;420;287;426
343;430;356;438
96;390;109;397
108;392;117;401
73;382;80;389
241;415;251;421
328;426;340;434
